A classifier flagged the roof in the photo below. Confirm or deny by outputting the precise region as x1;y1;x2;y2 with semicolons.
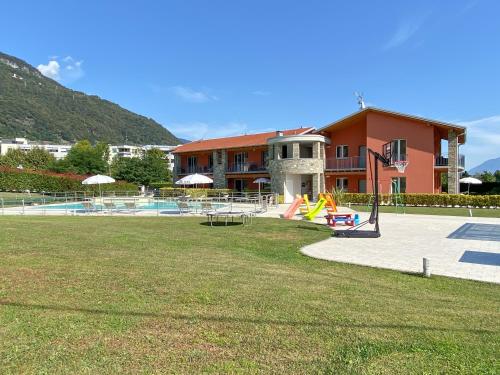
173;127;315;153
318;107;467;143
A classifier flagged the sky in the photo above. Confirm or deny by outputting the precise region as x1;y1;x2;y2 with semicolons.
1;0;499;169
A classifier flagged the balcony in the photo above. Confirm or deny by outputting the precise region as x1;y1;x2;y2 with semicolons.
435;154;465;170
326;156;366;171
176;166;213;175
226;162;267;173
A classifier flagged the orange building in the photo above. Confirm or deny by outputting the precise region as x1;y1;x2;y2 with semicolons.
173;108;466;202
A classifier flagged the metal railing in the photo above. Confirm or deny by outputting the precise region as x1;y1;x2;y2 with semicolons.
435;154;465;168
176;166;213;174
226;163;267;173
326;156;366;171
0;190;278;216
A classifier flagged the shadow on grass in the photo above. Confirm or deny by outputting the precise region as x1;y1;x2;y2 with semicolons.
0;301;492;334
199;221;244;227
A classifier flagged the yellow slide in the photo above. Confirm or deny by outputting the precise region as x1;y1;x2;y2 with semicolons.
299;194;311;214
304;198;327;220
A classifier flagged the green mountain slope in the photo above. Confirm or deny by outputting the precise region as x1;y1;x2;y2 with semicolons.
0;52;180;145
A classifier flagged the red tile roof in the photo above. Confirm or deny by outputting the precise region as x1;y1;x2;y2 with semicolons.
173;127;314;153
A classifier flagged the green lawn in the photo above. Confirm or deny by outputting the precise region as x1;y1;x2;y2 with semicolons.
0;217;498;374
352;204;500;218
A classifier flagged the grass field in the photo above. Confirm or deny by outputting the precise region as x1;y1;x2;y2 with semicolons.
0;217;499;374
352;204;500;218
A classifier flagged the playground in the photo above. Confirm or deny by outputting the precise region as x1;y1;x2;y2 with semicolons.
301;211;500;284
278;190;500;284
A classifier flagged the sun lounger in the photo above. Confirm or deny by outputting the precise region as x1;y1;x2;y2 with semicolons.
177;201;191;215
103;200;117;214
81;200;98;214
123;200;137;213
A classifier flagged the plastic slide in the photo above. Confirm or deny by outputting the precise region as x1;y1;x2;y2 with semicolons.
325;193;337;213
283;196;303;219
304;198;327;220
299;194;311;214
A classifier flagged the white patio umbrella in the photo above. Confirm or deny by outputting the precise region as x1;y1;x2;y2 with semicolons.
82;174;116;196
459;176;482;194
175;173;213;188
253;177;270;196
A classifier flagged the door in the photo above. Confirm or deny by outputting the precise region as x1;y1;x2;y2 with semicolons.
359;146;366;169
235;179;247;192
358;179;367;193
284;174;301;203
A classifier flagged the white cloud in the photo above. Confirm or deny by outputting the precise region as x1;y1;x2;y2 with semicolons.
252;90;271;96
171;86;218;103
169;121;248;140
458;115;500;169
383;17;426;50
37;60;60;80
37;55;84;83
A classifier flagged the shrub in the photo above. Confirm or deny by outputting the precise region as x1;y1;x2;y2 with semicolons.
0;168;136;193
341;192;500;208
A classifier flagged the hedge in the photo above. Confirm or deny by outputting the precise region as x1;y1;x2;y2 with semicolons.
159;187;232;198
340;193;500;208
0;168;137;193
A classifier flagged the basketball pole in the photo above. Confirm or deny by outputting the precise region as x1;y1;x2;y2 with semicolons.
334;148;391;238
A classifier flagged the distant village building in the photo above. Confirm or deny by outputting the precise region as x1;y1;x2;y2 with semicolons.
0;137;71;160
0;138;178;171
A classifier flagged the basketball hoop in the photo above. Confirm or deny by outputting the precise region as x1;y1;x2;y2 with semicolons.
394;160;408;173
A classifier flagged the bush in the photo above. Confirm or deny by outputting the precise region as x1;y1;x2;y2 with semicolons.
149;182;174;189
341;193;500;208
0;168;137;193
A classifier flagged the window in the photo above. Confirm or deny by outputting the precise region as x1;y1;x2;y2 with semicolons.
336;177;348;191
208;154;213;170
391;139;406;164
261;150;268;166
187;156;197;173
281;144;289;159
391;177;406;194
336;145;348;159
299;143;313;158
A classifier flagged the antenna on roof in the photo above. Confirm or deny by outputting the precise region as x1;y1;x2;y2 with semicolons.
354;92;366;110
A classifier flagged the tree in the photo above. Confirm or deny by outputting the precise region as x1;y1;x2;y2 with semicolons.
475;171;496;183
57;140;109;175
111;148;171;186
0;147;55;170
495;170;500;183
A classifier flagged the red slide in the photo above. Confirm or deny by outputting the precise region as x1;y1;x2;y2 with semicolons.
283;196;304;219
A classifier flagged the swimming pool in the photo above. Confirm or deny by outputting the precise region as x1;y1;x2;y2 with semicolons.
34;201;228;212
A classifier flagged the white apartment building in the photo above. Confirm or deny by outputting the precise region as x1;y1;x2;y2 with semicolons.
1;137;178;170
0;138;72;160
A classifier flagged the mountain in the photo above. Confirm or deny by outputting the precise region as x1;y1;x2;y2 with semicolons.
0;52;180;145
469;157;500;174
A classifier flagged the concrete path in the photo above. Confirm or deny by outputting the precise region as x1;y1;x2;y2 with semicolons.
301;211;500;284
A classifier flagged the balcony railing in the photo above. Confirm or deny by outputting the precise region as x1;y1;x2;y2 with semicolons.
176;166;213;174
435;154;465;169
326;156;366;171
226;162;267;173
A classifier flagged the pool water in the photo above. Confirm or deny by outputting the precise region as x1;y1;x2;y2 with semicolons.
35;201;227;211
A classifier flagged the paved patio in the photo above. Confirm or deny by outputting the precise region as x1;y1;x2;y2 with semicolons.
300;211;500;284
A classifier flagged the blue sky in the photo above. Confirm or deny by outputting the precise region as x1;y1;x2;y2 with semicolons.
1;0;499;168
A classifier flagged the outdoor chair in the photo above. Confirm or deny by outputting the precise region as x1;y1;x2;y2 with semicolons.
201;201;214;214
123;200;137;214
81;200;98;214
177;201;191;215
103;200;117;214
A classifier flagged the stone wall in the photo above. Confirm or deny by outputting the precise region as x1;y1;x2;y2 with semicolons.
212;150;227;188
447;130;459;194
